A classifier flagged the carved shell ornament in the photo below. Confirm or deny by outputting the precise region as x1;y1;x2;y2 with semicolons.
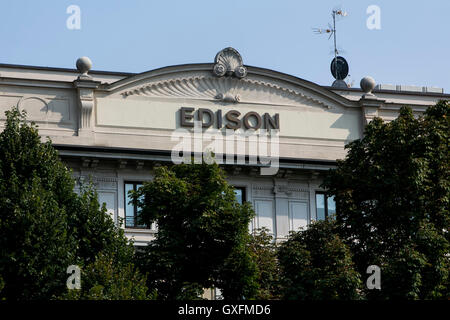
120;76;329;108
213;47;247;78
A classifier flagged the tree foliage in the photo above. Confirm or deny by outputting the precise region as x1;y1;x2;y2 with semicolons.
67;183;135;268
248;228;281;299
278;219;362;300
133;163;258;300
322;101;450;299
214;231;259;300
0;109;76;299
60;252;152;300
0;108;143;300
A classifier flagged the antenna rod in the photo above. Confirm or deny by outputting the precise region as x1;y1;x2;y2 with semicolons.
333;10;337;78
313;7;348;85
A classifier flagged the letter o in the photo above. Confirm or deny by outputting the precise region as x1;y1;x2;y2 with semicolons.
243;112;262;130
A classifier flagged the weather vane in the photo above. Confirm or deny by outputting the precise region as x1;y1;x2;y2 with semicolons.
313;7;350;88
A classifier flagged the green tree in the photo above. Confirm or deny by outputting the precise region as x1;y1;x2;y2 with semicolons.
133;163;258;300
215;231;259;300
322;101;450;299
278;219;363;300
248;228;281;299
58;185;152;300
0;108;76;299
0;108;144;300
67;183;135;269
60;252;152;300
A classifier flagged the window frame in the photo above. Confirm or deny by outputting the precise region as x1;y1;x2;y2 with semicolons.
124;181;148;229
233;186;247;204
315;191;335;220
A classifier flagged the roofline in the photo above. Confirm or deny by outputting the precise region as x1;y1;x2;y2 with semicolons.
1;62;447;98
326;86;450;98
0;62;136;77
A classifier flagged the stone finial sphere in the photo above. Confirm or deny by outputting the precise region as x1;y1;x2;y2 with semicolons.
76;56;92;74
360;76;376;94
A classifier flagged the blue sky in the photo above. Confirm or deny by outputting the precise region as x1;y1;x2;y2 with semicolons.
0;0;448;92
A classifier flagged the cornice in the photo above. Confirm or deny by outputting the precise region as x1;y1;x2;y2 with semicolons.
0;77;74;89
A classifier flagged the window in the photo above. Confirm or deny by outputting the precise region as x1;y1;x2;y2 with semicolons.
233;187;246;204
124;182;148;229
315;192;336;220
214;287;223;300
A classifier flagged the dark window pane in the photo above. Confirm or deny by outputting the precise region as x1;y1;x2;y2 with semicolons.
136;214;147;228
125;182;149;229
125;183;135;227
135;184;147;228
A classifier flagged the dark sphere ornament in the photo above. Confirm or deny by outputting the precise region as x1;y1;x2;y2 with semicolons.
76;56;92;75
330;56;349;80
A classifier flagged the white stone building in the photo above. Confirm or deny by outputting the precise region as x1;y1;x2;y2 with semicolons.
0;48;447;246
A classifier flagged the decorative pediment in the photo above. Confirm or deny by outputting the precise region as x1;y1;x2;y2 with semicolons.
103;48;356;110
120;75;333;108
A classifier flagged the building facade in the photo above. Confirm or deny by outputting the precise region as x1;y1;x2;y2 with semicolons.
0;48;447;245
